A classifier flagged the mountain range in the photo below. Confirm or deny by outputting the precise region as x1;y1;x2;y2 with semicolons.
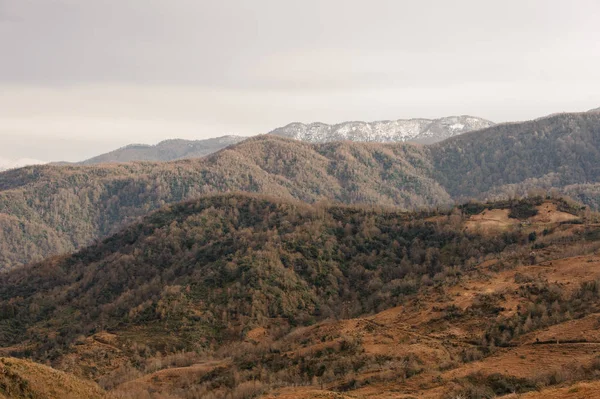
0;157;46;172
269;115;494;144
67;115;492;165
77;135;247;165
0;111;599;270
1;109;600;398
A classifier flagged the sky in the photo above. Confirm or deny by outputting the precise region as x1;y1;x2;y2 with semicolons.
1;0;599;162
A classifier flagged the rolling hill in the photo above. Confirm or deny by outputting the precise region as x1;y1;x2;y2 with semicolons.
0;194;599;398
1;112;600;270
0;138;448;269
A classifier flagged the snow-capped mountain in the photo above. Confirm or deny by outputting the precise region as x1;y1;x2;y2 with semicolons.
269;116;494;144
0;157;46;172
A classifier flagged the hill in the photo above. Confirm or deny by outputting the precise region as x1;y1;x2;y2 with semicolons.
0;157;46;172
0;357;105;399
79;136;247;165
0;137;448;269
269;115;494;144
0;194;599;398
0;193;483;351
70;115;492;167
2;112;600;270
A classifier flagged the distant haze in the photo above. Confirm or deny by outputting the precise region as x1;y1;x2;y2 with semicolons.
1;0;599;162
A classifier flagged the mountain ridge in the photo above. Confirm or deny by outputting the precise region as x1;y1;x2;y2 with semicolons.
78;135;248;165
0;135;448;269
1;112;600;270
50;115;493;166
429;112;600;199
269;115;494;144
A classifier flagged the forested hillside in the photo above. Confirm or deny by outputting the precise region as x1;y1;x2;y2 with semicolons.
269;115;493;144
0;194;599;398
0;194;510;349
0;138;446;269
0;357;105;399
1;112;600;270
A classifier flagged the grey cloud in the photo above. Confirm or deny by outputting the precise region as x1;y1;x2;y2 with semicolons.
2;0;599;89
0;0;599;162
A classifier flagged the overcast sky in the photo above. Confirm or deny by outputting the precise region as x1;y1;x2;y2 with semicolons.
1;0;599;162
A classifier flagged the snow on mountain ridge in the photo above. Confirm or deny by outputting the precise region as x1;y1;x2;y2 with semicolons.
269;116;494;144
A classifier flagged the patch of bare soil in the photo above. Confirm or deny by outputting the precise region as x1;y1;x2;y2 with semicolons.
114;360;229;395
514;255;600;293
532;202;580;224
465;209;518;233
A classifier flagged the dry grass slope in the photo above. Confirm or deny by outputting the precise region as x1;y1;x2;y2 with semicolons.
0;357;105;399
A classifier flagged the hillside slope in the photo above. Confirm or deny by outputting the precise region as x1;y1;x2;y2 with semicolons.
0;193;501;350
0;357;105;399
0;138;448;269
0;195;599;398
1;112;600;270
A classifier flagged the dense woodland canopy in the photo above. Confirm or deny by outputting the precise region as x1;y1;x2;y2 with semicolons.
0;112;599;270
0;194;598;398
0;194;517;351
430;112;600;200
